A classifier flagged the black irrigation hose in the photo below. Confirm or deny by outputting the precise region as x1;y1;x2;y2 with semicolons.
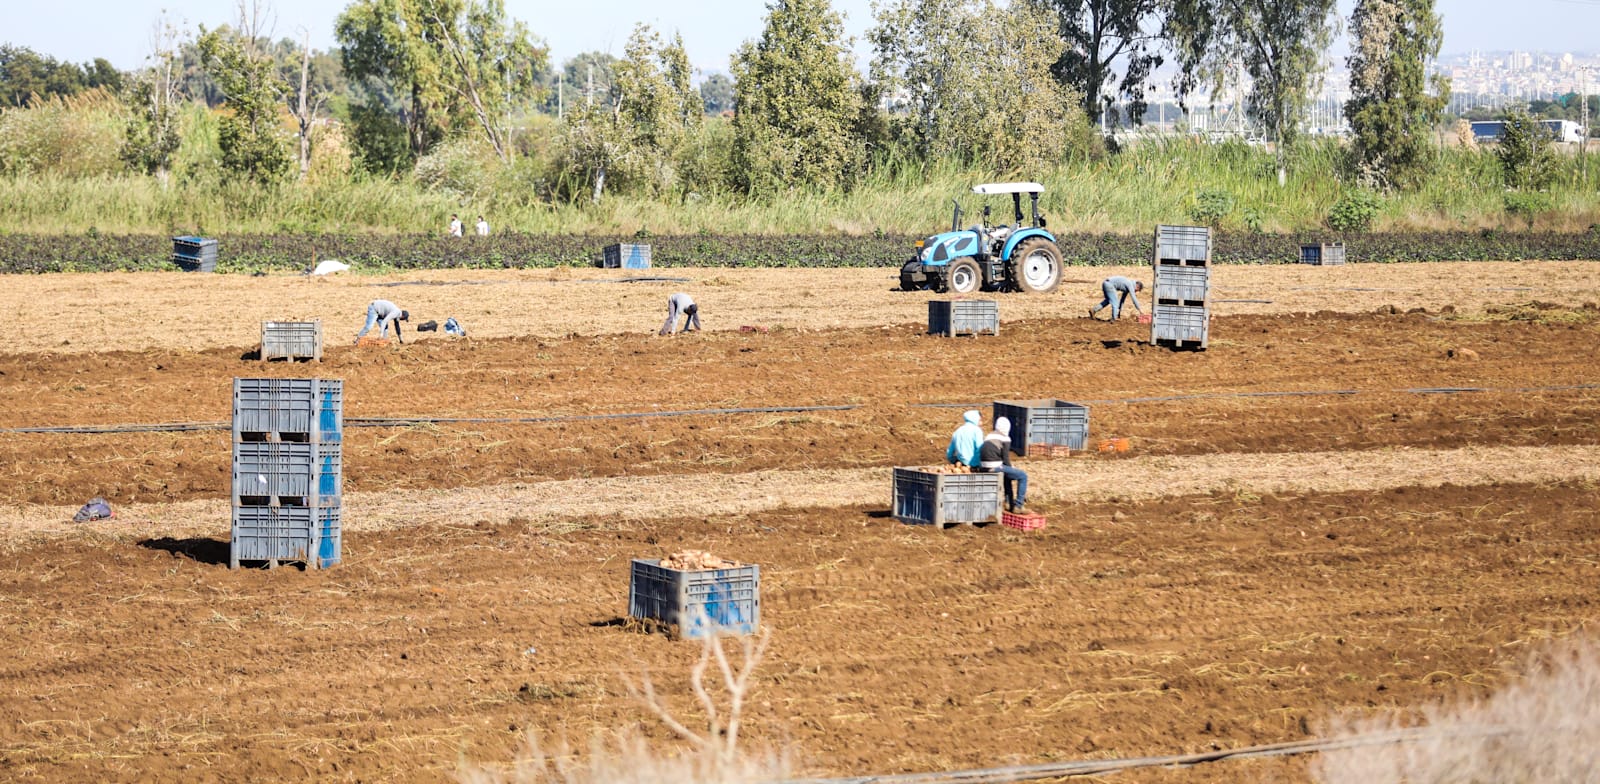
8;383;1600;436
347;405;857;426
575;276;693;284
0;405;860;436
773;726;1518;784
2;422;231;435
916;382;1600;409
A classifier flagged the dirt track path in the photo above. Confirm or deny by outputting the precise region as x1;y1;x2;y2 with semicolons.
5;261;1598;354
8;443;1599;546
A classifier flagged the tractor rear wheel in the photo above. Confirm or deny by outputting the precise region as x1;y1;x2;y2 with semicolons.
1010;238;1063;294
948;258;982;294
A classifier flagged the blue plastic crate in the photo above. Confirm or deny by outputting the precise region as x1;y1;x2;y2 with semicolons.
230;505;341;569
232;442;341;502
629;559;760;639
1299;242;1346;265
603;243;652;269
233;378;343;442
172;236;219;272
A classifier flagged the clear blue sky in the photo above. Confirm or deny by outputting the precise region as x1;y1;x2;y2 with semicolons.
5;0;1596;76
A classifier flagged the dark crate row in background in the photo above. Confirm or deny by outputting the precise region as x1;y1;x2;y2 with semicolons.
3;230;1597;273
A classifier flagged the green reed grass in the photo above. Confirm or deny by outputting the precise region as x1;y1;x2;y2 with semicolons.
0;123;1596;235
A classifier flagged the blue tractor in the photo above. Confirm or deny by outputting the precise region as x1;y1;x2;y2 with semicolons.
899;182;1063;294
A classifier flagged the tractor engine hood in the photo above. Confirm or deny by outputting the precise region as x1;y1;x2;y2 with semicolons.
918;229;982;266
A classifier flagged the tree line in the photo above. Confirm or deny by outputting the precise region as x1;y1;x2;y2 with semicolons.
0;0;1580;202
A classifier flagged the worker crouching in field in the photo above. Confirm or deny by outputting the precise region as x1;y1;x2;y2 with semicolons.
945;410;983;468
979;417;1028;512
1089;276;1144;321
356;299;409;344
659;292;701;336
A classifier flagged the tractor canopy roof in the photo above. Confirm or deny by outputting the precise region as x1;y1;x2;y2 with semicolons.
971;182;1044;195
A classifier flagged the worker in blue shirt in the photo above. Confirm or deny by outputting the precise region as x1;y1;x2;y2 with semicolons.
1089;276;1144;321
945;410;984;468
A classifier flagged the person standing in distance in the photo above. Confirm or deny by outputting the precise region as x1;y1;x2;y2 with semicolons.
448;214;463;237
475;215;490;236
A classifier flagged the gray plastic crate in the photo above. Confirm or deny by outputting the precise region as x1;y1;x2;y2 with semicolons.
992;399;1090;456
928;299;999;337
172;236;218;272
1152;264;1211;303
1151;302;1210;349
629;559;760;639
1299;242;1346;265
1154;225;1211;265
602;243;652;269
892;467;1002;527
233;378;343;442
230;505;341;569
260;320;323;362
232;442;341;502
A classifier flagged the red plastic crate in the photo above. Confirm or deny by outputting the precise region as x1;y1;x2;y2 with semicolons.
1001;511;1046;531
1027;443;1075;458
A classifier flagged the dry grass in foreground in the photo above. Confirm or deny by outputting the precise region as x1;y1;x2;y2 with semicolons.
1314;635;1600;784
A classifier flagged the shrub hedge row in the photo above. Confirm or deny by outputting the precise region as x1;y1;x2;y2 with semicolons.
0;229;1595;273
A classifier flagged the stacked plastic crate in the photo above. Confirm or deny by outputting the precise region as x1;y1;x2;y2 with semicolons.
1150;225;1212;350
172;236;219;272
230;378;344;570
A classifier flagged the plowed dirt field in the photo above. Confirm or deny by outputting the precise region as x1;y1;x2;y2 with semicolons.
1;263;1597;783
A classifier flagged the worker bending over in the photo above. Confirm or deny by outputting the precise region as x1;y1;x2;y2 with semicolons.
979;417;1028;512
356;299;409;344
945;410;983;468
1089;276;1144;321
659;292;701;336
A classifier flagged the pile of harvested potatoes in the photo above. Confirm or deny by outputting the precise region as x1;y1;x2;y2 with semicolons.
660;550;739;570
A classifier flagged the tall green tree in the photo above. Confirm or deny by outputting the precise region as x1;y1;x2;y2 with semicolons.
731;0;863;193
870;0;1086;173
1168;0;1337;181
429;0;546;161
336;0;544;165
1496;110;1556;190
557;25;702;200
1030;0;1163;128
337;0;451;164
197;2;292;183
122;15;187;182
0;45;122;107
700;73;735;115
869;0;975;160
555;52;619;113
1344;0;1449;190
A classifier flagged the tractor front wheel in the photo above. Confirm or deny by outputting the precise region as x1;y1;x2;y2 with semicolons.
1010;238;1063;294
948;258;982;294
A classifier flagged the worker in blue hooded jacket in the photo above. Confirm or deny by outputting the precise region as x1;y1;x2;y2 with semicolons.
945;410;984;468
